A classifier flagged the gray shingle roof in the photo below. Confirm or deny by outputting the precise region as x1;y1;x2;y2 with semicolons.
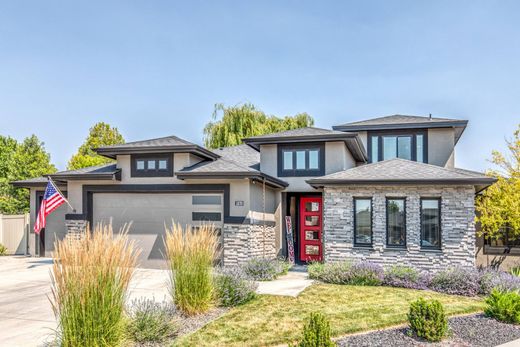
244;127;350;140
334;114;465;128
97;135;193;149
51;163;118;176
211;144;260;169
307;158;495;188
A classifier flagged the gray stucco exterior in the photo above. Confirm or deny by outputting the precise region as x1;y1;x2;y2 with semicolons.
323;185;476;269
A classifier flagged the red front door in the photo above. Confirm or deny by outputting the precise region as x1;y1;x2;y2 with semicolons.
299;196;322;262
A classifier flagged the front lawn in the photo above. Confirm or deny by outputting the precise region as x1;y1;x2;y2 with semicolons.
175;283;484;346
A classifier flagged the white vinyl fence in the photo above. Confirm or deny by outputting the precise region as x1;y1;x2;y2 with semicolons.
0;214;29;255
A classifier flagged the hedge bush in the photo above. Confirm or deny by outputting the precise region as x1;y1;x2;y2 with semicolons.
485;289;520;324
408;298;448;342
294;312;335;347
214;266;258;307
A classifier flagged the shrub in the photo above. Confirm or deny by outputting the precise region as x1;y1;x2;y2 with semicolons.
383;265;428;289
510;266;520;277
50;223;139;347
127;298;178;344
165;223;219;316
214;266;258;307
479;269;520;295
294;312;335;347
429;267;480;296
242;258;291;281
485;289;520;324
408;298;448;342
307;261;353;284
349;262;384;286
0;243;7;256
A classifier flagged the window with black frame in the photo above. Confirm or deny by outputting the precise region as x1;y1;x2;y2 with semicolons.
387;198;406;247
354;198;372;246
131;154;173;177
420;198;441;249
278;144;324;177
369;132;426;163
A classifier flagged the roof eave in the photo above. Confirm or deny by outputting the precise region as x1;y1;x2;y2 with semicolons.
332;120;469;132
95;145;220;160
11;179;67;188
243;133;358;147
176;171;289;189
307;177;497;189
49;170;122;181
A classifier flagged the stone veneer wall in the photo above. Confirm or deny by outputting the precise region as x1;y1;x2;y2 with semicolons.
64;219;88;242
222;223;276;265
323;185;476;270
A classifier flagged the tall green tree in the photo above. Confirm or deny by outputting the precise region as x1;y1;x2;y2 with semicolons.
67;122;125;170
476;124;520;239
203;103;314;148
0;135;57;214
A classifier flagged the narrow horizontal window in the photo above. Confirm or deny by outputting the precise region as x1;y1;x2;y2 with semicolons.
192;195;222;205
421;198;441;249
354;198;372;246
387;198;406;247
192;212;222;222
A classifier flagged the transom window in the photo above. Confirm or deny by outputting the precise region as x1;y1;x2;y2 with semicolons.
386;198;406;247
131;154;173;177
421;198;441;249
354;198;372;246
369;131;426;163
278;143;324;177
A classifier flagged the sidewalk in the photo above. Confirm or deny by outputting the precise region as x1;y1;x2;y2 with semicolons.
255;270;313;297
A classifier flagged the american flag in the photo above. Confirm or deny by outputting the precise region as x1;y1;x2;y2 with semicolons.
34;180;67;234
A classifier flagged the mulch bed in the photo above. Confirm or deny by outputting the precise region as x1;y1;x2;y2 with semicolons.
176;307;229;336
336;314;520;347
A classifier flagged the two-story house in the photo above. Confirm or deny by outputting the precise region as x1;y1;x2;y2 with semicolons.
13;115;496;269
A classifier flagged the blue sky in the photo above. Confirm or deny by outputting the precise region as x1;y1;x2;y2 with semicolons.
0;0;518;171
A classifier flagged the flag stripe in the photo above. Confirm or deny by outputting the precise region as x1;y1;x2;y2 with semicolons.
34;182;66;234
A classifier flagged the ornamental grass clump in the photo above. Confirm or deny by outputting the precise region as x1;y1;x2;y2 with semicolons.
408;298;448;342
127;298;178;344
165;223;219;315
50;223;139;347
485;289;520;324
429;266;480;296
214;266;258;307
294;312;335;347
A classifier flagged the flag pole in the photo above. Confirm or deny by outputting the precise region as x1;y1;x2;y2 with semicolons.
48;176;75;212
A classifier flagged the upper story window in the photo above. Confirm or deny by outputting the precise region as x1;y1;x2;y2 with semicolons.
131;154;173;177
278;143;325;177
369;130;427;164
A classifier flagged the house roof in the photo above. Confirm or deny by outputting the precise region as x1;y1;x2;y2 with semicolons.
176;144;288;189
95;135;219;161
307;158;496;192
243;127;367;162
11;163;121;188
332;114;468;144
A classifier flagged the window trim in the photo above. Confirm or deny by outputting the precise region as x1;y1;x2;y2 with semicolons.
353;197;373;247
277;143;325;177
420;197;442;250
131;154;173;177
386;197;407;248
367;129;428;164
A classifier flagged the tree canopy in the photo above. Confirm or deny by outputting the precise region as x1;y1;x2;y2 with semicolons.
476;124;520;239
67;122;125;170
203;103;314;149
0;135;57;214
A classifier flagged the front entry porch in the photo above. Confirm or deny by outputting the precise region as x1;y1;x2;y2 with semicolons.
285;192;323;264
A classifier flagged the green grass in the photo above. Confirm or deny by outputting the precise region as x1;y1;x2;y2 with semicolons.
175;283;484;347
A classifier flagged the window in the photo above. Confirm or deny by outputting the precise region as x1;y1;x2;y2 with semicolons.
368;131;427;163
278;143;325;177
192;212;222;221
484;225;520;254
387;198;406;247
131;154;173;177
354;198;372;246
192;195;222;205
421;198;441;249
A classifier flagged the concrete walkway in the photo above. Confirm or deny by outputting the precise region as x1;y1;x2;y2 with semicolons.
256;270;313;297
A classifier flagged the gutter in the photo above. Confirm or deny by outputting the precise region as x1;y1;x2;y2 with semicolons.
176;171;289;189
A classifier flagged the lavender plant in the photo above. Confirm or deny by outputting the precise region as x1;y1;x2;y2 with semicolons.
429;267;481;296
242;258;291;281
479;268;520;295
349;262;384;286
383;265;429;289
214;266;258;307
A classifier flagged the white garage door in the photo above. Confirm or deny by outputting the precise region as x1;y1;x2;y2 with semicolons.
92;193;223;268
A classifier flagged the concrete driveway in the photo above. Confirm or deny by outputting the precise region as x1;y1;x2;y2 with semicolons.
0;256;170;347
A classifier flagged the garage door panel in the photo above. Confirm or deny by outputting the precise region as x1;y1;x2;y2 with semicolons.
92;193;223;268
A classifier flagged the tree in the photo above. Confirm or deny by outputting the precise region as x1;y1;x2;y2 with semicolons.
203;103;314;148
0;135;57;214
476;124;520;240
67;122;125;170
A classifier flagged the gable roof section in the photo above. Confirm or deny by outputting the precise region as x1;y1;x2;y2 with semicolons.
95;135;219;161
307;158;496;191
333;114;468;144
176;144;287;189
243;127;367;162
